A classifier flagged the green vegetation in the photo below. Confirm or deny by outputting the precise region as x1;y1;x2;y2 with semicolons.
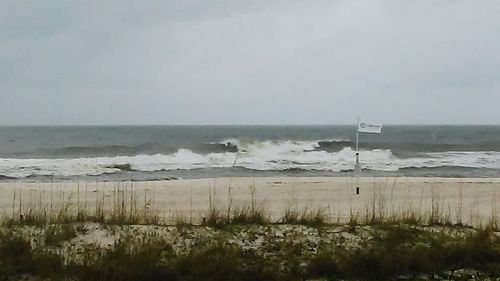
1;179;499;280
201;206;270;228
0;232;64;280
44;224;77;246
280;207;327;227
0;223;499;280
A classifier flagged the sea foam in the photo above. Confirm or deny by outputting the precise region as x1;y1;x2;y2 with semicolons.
1;140;499;178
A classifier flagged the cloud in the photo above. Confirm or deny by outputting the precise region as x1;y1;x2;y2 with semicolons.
0;0;499;125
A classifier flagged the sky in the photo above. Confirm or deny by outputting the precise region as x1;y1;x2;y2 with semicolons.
0;0;499;125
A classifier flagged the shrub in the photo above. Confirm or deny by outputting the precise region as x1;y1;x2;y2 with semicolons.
0;233;34;278
70;235;175;281
45;224;77;246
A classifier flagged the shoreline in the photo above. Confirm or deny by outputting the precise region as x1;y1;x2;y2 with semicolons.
3;168;500;183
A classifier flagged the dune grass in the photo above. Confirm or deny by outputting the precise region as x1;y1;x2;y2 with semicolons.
0;223;499;281
3;178;498;231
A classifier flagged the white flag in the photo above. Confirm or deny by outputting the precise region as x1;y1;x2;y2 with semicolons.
358;121;382;134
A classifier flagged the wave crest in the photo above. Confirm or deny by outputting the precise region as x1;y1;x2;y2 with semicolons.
1;139;500;179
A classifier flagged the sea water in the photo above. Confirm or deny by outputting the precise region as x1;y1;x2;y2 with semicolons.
0;125;499;181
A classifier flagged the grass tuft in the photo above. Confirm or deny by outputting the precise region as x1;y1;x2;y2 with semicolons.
45;224;77;246
231;206;269;225
281;207;327;227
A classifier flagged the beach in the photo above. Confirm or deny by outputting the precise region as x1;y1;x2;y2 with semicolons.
2;177;499;226
1;176;499;280
3;2;500;278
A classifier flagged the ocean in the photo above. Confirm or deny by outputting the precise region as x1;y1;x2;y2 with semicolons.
0;125;499;181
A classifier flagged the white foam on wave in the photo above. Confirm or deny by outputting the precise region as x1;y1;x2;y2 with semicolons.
217;138;243;148
0;149;238;178
244;140;319;153
397;151;500;169
218;138;349;152
1;139;500;178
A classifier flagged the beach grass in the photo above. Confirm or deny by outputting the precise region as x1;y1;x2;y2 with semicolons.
1;222;499;280
2;178;499;230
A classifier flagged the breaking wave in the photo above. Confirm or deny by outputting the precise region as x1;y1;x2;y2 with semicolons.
1;139;500;179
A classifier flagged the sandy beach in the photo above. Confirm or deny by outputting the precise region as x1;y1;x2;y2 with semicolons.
1;177;499;226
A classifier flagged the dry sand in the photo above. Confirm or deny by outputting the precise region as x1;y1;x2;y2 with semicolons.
0;177;499;226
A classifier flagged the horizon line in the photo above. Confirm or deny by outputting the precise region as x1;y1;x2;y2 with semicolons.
0;123;499;127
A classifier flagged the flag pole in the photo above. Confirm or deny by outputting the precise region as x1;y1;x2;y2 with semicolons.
354;118;382;195
356;116;359;152
355;116;360;195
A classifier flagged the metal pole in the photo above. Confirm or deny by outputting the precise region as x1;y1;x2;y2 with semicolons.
356;117;360;194
356;117;359;152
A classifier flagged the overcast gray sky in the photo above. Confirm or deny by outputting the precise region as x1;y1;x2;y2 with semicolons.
0;1;499;125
